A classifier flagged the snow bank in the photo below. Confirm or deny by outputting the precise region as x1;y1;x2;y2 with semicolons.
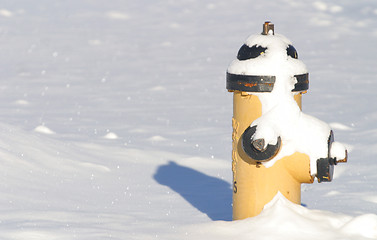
180;193;377;240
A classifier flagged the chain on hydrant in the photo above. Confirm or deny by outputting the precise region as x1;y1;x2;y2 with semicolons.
226;22;348;220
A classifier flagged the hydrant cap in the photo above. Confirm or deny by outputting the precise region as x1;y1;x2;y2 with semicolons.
227;22;309;93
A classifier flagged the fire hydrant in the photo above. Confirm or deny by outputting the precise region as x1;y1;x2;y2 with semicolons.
227;22;347;220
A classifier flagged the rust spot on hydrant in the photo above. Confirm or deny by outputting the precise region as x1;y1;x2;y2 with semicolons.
243;82;258;88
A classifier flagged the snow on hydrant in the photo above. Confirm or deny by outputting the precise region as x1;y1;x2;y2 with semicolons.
226;22;348;220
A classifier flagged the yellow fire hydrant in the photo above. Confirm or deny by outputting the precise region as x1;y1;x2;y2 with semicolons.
227;22;347;220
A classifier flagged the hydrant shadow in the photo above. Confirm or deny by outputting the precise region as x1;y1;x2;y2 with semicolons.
154;161;232;221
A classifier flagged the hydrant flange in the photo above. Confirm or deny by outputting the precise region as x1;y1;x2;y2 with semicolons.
226;72;309;92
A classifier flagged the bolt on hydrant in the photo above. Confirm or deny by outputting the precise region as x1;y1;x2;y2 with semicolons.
227;22;348;220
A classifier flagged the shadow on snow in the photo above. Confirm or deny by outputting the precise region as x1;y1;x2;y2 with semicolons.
154;161;232;221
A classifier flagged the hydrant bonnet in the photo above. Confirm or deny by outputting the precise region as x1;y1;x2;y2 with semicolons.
226;24;309;93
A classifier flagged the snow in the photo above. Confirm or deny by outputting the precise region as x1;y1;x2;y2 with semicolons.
180;193;377;240
0;9;13;18
0;0;376;239
105;11;130;20
330;122;353;131
34;125;56;135
330;141;347;160
103;132;119;140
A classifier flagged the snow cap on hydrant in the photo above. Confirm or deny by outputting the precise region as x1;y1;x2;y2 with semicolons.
227;22;347;220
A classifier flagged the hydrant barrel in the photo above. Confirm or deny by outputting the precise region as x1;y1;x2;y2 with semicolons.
231;92;313;219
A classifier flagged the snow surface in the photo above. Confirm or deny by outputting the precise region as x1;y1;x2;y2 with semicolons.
0;0;377;239
180;193;377;240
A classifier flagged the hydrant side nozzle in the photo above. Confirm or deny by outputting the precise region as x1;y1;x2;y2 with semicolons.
316;149;348;183
241;125;281;161
262;21;274;35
